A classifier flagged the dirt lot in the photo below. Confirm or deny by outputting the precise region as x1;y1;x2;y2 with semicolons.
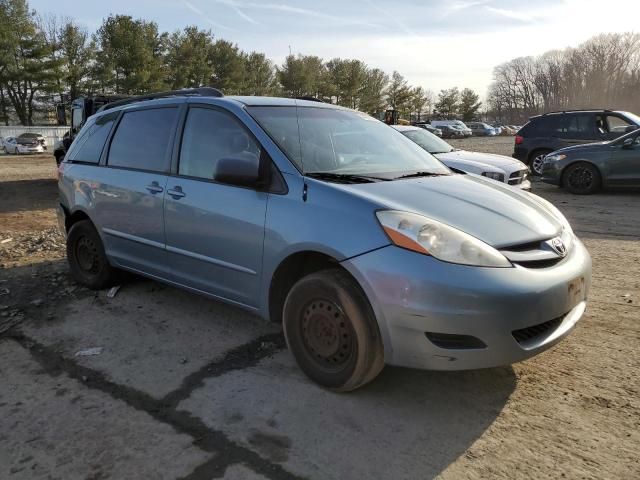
1;141;639;480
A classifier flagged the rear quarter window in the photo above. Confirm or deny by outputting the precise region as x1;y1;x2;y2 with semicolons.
66;112;118;163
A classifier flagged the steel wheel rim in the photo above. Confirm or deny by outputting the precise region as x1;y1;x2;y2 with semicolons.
532;155;546;175
75;235;101;274
301;299;355;372
568;167;593;191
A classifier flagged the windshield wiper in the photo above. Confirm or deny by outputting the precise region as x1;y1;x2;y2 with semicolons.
305;172;389;183
394;171;448;180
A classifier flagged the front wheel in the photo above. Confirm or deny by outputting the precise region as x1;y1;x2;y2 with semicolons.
67;220;121;289
283;269;384;392
563;162;601;195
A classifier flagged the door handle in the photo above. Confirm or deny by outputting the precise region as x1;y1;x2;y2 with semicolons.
146;182;164;194
167;186;186;199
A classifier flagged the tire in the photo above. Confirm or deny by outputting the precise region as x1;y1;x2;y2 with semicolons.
563;162;601;195
528;149;552;176
283;269;385;392
67;220;120;289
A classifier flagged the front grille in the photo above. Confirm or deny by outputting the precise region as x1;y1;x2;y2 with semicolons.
514;258;563;269
512;315;564;345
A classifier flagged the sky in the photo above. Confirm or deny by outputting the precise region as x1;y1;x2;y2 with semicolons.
30;0;640;96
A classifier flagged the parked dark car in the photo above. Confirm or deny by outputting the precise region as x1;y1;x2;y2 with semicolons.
439;125;464;139
466;122;496;136
541;128;640;194
513;110;640;175
413;122;443;137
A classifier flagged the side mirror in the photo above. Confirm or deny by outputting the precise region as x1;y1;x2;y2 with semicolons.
622;137;636;149
214;154;261;188
625;125;638;133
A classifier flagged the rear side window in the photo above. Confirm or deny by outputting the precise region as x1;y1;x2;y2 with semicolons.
179;107;260;180
557;114;594;136
67;112;118;163
108;108;178;172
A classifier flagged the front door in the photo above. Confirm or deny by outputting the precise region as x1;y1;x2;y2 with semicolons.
607;133;640;187
164;106;268;308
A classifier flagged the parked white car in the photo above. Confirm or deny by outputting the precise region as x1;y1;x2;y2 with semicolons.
2;136;45;154
393;125;531;190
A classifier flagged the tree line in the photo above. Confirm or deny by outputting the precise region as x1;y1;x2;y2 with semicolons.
488;33;640;124
0;0;484;126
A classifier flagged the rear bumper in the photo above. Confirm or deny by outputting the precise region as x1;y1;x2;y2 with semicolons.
342;239;591;371
512;147;528;162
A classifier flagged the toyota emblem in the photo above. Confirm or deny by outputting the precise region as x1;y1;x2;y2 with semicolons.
550;237;567;257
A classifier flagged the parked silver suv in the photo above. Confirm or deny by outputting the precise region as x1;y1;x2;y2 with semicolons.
58;89;592;391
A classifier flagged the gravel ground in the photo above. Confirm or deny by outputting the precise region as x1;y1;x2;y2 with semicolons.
0;144;639;479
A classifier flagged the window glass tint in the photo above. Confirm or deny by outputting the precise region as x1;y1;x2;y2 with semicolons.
179;108;261;179
108;108;177;172
67;112;118;163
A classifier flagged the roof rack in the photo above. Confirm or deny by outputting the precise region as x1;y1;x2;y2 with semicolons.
98;87;224;112
542;109;612;115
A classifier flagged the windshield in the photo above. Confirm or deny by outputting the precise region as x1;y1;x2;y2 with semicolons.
621;111;640;126
401;129;454;154
248;106;450;177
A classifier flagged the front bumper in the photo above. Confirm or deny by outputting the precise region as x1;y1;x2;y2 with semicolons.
17;146;44;154
343;238;591;371
541;160;563;186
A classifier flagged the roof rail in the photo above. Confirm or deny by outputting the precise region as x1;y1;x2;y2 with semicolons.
542;108;611;115
296;96;326;103
98;87;224;112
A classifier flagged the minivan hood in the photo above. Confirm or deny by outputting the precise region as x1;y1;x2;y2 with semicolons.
435;150;525;170
335;174;561;248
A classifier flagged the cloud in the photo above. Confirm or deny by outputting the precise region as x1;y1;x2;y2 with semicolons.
211;0;260;25
484;6;533;22
181;0;236;30
218;1;380;28
440;0;490;17
361;0;417;38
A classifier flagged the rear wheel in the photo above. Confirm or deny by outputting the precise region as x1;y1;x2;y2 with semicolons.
529;149;552;176
283;269;384;392
563;162;601;195
67;220;120;289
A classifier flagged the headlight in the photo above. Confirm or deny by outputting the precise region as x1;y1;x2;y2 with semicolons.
376;210;512;267
481;172;505;182
545;154;566;162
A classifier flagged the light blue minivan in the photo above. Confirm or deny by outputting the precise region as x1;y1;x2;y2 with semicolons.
58;89;591;391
